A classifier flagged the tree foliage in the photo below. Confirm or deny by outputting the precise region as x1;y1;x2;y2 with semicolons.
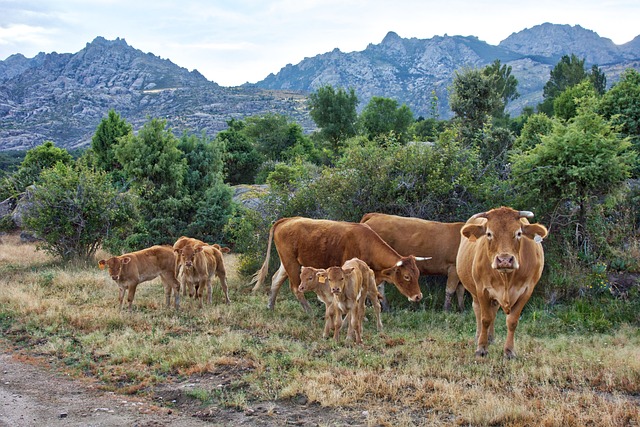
539;54;588;115
358;96;414;143
216;119;263;185
91;109;132;173
308;85;359;151
483;59;520;117
22;162;137;262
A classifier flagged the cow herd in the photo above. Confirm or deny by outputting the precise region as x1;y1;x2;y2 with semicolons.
99;206;548;359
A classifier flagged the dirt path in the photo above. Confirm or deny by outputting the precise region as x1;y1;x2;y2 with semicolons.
0;351;211;427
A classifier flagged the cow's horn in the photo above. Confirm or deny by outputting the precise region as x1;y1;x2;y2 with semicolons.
470;211;488;219
414;256;432;261
518;211;534;218
395;260;403;267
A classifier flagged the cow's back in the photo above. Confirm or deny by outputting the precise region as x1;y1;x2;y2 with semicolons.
126;245;175;282
361;213;462;275
273;217;388;269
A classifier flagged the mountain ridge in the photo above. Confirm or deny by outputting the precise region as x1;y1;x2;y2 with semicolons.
1;23;639;151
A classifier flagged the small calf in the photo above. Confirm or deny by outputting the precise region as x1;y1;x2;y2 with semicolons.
98;245;181;310
325;258;374;344
175;244;230;308
298;266;342;339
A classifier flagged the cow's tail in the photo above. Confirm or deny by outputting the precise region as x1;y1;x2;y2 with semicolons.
250;222;276;293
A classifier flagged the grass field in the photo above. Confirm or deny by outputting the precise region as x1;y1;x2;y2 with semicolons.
0;233;638;426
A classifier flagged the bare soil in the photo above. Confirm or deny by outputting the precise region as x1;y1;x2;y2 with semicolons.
0;347;364;427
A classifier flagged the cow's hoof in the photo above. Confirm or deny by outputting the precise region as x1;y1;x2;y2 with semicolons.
504;349;517;360
475;348;488;358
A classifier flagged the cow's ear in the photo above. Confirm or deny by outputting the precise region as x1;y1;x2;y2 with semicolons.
344;267;355;275
523;223;548;241
380;266;396;282
462;224;484;242
122;256;131;264
195;246;204;253
98;260;106;269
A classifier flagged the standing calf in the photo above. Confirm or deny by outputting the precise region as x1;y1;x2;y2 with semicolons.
174;243;230;308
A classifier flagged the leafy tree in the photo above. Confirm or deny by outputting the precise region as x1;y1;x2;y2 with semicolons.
91;109;132;172
243;113;311;161
22;162;136;262
449;68;502;143
598;68;640;175
553;80;598;121
115;118;187;248
589;64;607;95
513;113;554;152
538;54;587;115
308;85;359;151
511;100;636;249
483;59;520;117
411;117;446;142
0;141;73;200
358;96;414;143
216;119;263;185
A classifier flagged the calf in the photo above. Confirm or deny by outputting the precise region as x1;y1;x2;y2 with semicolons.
175;243;230;307
98;245;180;310
173;236;230;297
324;258;373;344
298;266;341;339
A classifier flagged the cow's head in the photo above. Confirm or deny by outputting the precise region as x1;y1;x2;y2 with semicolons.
326;266;355;295
298;266;326;293
175;244;205;269
380;256;423;302
98;256;131;282
462;207;548;273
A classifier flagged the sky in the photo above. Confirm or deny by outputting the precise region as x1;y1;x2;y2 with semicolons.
1;0;639;87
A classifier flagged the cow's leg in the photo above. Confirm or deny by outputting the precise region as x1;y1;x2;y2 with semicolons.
444;266;460;311
206;278;213;305
471;296;481;342
118;286;126;310
370;291;383;332
455;283;466;312
475;293;495;358
267;263;288;310
488;300;500;344
323;304;334;339
503;294;530;359
217;271;231;304
126;284;138;311
377;282;390;312
197;279;206;308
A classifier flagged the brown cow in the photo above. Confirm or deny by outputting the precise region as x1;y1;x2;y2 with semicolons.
361;213;466;311
175;243;230;307
324;258;375;344
298;266;342;339
98;245;181;310
456;207;548;359
251;217;427;311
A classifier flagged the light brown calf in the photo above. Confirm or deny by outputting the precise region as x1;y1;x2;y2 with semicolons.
323;258;374;344
174;243;230;307
172;236;230;297
98;245;180;310
298;266;341;339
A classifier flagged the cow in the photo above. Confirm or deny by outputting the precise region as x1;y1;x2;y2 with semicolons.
324;258;376;344
174;243;231;307
456;207;548;359
361;212;466;311
251;217;428;312
98;245;181;310
298;266;342;339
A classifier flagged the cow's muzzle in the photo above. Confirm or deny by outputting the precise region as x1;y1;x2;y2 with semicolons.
409;293;423;302
494;254;517;271
111;275;119;281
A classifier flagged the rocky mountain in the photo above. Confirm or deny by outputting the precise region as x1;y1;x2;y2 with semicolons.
0;37;312;151
255;23;640;118
1;24;639;152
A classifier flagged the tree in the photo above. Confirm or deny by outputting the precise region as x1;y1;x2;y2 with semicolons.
115;118;188;248
1;141;74;199
358;96;414;143
598;68;640;175
243;113;313;161
511;100;636;249
513;113;554;152
589;64;607;95
553;80;597;121
449;68;502;143
308;85;359;151
538;54;587;115
483;59;520;117
91;109;132;172
22;162;136;262
216;119;263;185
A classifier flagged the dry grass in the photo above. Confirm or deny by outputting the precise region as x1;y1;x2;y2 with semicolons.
0;233;639;426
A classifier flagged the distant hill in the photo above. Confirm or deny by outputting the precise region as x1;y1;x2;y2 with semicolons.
0;37;312;151
1;24;639;151
254;23;640;119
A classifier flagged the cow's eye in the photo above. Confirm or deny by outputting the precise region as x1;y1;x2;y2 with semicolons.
516;230;523;239
486;231;493;239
